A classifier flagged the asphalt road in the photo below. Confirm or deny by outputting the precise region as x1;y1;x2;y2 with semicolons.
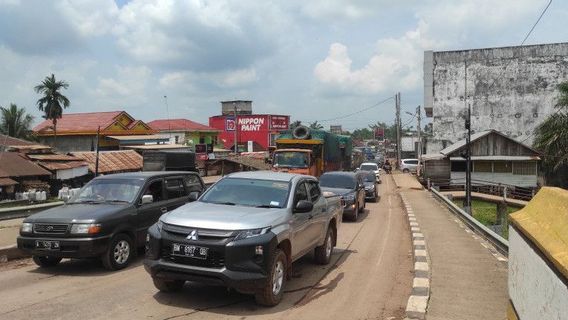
0;175;412;320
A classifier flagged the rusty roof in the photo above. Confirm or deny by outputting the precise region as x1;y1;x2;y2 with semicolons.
71;150;143;174
27;154;82;161
0;152;51;177
0;134;34;148
148;119;219;132
37;161;88;171
0;177;18;186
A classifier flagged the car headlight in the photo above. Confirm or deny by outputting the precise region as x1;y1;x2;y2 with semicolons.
20;222;33;233
367;185;375;190
156;220;164;232
234;227;271;241
70;223;101;234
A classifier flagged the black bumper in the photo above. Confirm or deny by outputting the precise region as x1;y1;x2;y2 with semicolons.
144;225;277;292
17;235;111;258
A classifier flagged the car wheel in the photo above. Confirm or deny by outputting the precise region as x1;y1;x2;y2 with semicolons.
374;191;379;202
255;249;287;306
102;233;134;271
152;277;184;292
351;203;359;221
314;227;334;265
403;168;410;173
32;255;62;268
359;198;365;213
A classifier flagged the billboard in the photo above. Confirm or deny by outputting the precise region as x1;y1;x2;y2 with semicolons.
374;128;385;141
270;116;289;130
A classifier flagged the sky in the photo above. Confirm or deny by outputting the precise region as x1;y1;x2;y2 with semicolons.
0;0;566;131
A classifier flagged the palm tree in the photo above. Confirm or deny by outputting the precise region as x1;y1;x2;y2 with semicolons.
534;81;568;187
35;74;70;148
309;121;324;130
0;103;34;139
289;120;302;130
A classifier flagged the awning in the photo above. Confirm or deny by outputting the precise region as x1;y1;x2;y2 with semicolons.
0;178;18;186
121;144;190;150
450;156;541;161
106;135;170;145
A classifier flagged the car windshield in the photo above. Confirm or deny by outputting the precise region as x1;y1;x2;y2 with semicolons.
70;179;144;204
364;173;376;182
360;164;378;171
200;178;290;208
319;174;356;190
273;151;309;168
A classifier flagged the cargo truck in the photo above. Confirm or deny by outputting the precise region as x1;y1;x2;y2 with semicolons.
271;126;352;177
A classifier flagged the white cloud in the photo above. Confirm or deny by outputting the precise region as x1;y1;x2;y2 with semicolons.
95;66;152;103
57;0;119;37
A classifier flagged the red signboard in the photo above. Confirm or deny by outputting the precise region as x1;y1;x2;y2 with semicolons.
270;115;289;130
375;128;385;140
225;117;236;131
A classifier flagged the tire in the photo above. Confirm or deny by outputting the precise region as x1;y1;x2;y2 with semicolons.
153;277;184;292
403;168;410;173
373;191;378;202
351;203;359;221
102;233;134;271
255;249;287;307
359;197;365;213
314;227;334;265
32;255;62;268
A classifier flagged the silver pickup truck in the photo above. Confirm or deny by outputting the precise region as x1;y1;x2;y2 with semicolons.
144;171;343;306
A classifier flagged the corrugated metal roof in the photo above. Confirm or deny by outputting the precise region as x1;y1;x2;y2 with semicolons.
27;154;82;161
71;150;142;174
0;177;18;186
107;135;169;141
33;111;123;133
0;152;51;177
148;119;219;132
440;130;540;156
0;134;34;147
449;156;541;161
38;161;88;171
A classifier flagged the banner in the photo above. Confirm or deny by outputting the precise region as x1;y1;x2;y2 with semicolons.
270;116;289;130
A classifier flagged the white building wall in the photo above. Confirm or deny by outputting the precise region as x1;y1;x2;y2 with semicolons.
450;172;537;188
508;227;568;319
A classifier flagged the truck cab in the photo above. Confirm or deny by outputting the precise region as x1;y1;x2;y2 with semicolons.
271;149;321;177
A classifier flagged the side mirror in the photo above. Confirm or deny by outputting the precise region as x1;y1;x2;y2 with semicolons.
294;200;313;213
188;191;200;201
141;194;153;205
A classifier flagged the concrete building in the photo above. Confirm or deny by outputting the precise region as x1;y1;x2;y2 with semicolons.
147;119;220;147
424;42;568;153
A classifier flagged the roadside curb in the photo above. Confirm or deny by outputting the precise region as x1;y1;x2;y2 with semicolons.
0;245;29;263
401;193;431;320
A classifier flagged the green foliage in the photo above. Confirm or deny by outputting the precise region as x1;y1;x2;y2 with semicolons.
289;120;302;130
35;73;70;124
453;199;519;239
308;121;324;130
0;103;34;139
534;81;568;186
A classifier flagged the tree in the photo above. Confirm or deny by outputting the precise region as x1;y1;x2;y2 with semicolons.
35;74;70;148
309;121;324;130
0;103;34;139
534;81;568;187
368;121;397;140
289;120;302;130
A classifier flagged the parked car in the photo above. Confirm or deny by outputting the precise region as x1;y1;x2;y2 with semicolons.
358;162;381;183
17;171;205;270
319;171;366;221
401;158;419;173
362;171;379;202
144;171;343;307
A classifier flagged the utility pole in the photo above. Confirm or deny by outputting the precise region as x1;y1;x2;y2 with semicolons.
94;126;100;177
463;60;472;214
395;92;401;169
233;102;238;154
417;105;422;160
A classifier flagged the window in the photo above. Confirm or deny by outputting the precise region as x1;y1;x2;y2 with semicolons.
165;178;185;199
144;180;164;202
513;162;536;175
294;182;309;203
183;174;203;193
199;137;205;144
405;160;419;165
474;161;492;172
174;136;179;144
451;161;467;172
494;161;512;173
307;181;321;203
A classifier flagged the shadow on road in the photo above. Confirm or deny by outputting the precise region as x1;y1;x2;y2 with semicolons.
27;253;145;277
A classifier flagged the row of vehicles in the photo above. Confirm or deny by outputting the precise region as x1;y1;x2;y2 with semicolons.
16;167;380;306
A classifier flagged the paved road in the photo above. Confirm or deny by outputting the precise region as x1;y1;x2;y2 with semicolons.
0;175;412;320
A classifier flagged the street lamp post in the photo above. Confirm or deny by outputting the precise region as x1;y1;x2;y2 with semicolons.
233;102;238;154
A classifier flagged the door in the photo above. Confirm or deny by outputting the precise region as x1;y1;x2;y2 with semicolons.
290;181;313;258
306;180;327;245
163;176;191;212
136;179;167;244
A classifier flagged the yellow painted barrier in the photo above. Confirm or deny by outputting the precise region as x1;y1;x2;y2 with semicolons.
509;187;568;280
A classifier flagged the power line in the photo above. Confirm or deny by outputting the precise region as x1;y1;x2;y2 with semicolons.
314;96;395;123
521;0;552;45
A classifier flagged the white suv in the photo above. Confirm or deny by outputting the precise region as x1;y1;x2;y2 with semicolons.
400;159;419;173
359;162;381;180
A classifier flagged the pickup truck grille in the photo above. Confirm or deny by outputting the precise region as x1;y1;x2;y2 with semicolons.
34;223;68;234
160;244;225;269
162;223;236;241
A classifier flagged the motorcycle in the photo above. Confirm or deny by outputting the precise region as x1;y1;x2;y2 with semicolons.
383;163;392;174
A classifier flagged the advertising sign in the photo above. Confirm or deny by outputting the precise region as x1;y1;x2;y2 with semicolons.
270;116;289;130
237;116;266;132
225;117;236;131
374;128;385;141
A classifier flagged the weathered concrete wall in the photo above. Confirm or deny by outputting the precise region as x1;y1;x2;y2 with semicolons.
425;43;568;145
39;135;95;153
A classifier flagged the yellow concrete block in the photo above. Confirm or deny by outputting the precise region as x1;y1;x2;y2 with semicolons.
510;187;568;280
507;300;519;320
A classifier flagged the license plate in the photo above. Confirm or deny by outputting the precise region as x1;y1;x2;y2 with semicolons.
171;243;208;260
35;240;60;250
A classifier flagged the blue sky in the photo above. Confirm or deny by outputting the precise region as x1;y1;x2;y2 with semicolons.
0;0;565;131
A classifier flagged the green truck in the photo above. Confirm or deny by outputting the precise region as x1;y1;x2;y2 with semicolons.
272;126;353;177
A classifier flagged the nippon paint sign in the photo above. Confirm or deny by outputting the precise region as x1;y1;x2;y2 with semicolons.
238;116;266;131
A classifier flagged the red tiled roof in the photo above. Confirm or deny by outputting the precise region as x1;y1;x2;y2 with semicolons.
0;134;34;147
0;152;51;177
71;150;142;174
148;119;218;132
37;161;88;171
27;154;82;161
33;111;124;133
0;177;18;186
